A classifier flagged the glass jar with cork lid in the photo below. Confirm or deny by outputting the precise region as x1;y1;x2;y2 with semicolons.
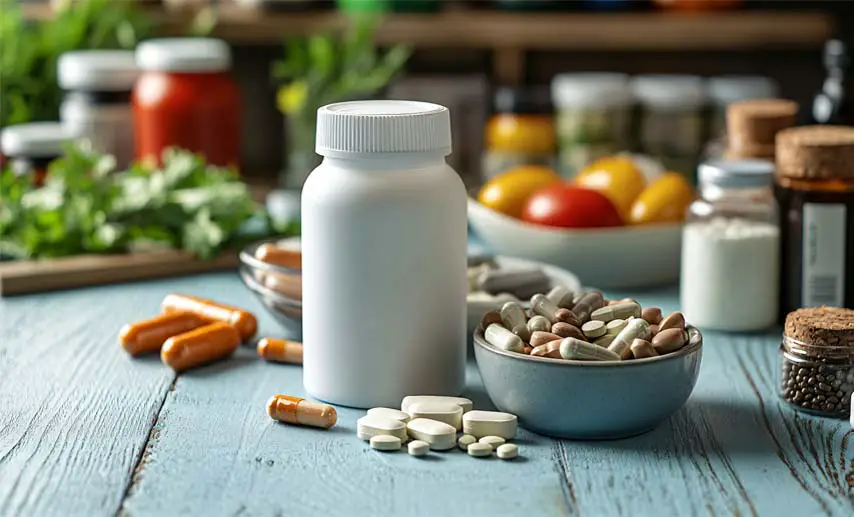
775;126;854;315
724;99;798;161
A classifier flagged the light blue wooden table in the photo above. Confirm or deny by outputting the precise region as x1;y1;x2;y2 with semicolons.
1;263;853;516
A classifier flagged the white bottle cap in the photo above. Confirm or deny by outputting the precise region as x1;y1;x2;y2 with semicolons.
136;38;231;73
698;159;775;189
707;75;779;107
58;50;138;91
551;72;632;108
315;100;452;157
632;75;706;109
0;122;71;158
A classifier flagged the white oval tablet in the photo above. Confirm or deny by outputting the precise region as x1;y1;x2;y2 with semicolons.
406;401;463;430
367;407;410;423
457;434;477;451
406;418;456;450
370;435;401;451
357;415;407;441
462;410;518;439
496;443;519;460
401;395;473;414
407;440;430;457
467;442;492;457
479;435;505;448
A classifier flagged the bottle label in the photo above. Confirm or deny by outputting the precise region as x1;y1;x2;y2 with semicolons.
801;203;847;307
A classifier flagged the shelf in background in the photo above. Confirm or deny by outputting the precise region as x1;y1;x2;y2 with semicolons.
22;4;835;50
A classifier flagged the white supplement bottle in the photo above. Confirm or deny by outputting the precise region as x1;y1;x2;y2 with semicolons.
302;100;467;408
681;160;780;331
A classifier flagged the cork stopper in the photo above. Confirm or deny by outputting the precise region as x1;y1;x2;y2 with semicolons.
776;125;854;180
726;99;798;156
785;306;854;347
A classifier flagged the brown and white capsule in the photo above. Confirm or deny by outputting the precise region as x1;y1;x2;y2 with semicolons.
527;315;552;333
267;394;337;429
257;337;303;364
531;294;560;324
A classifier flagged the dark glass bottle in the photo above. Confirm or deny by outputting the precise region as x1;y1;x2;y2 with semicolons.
812;40;853;125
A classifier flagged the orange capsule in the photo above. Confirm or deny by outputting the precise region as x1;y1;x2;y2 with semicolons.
119;311;207;356
257;337;303;364
161;322;241;371
161;293;257;341
266;394;336;429
255;243;302;270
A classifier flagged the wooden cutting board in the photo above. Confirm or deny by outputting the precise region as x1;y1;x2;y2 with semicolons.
0;250;239;296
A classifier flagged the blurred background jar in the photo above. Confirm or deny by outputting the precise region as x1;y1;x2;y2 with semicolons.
132;38;240;168
482;86;555;181
724;98;798;161
0;122;72;186
812;39;853;125
632;75;706;179
707;75;779;138
58;50;138;170
551;73;632;177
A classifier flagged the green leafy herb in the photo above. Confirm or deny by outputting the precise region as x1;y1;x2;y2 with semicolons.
0;144;298;260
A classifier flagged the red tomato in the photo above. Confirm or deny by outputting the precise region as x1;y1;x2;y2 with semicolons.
521;184;623;229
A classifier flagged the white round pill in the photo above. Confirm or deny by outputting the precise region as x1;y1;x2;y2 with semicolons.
467;442;492;457
457;434;477;450
606;318;627;335
496;443;518;460
370;435;401;451
581;320;606;339
479;436;505;448
408;440;430;457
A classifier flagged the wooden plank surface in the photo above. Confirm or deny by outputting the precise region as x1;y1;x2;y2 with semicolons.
1;273;853;516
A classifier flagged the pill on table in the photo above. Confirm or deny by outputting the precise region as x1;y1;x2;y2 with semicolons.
357;415;407;441
500;302;531;342
591;302;642;322
641;307;663;325
370;435;402;451
530;331;562;347
467;442;493;457
630;339;659;359
257;337;303;364
531;294;560;323
608;318;651;360
458;434;477;450
119;311;206;356
551;322;585;341
161;322;241;371
406;418;457;450
652;328;689;354
659;311;686;332
531;340;562;358
527;315;552;333
571;292;604;323
407;401;463;430
162;293;257;341
463;410;518;439
496;443;518;460
606;319;627;336
408;440;430;456
546;285;575;309
521;345;533;355
401;395;473;414
477;268;551;299
267;394;337;429
480;310;503;330
560;337;621;361
554;308;582;327
594;334;615;348
367;407;410;423
479;435;506;448
255;243;302;270
581;320;606;339
485;323;525;353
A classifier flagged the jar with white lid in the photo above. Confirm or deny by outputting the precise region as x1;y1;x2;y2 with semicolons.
301;100;467;408
633;75;707;176
551;73;632;176
680;160;780;331
707;75;779;137
0;122;71;186
59;50;138;169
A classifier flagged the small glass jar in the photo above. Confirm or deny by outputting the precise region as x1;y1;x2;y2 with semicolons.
551;73;632;177
633;75;706;178
780;335;854;418
680;160;780;331
58;50;138;169
133;38;240;168
707;75;779;139
482;86;555;181
0;122;71;186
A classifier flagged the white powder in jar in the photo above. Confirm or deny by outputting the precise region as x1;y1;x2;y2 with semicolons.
680;217;780;331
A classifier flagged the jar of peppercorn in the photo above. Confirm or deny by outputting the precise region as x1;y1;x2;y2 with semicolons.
780;306;854;418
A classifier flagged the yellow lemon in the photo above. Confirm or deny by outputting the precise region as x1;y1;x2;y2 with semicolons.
629;172;695;225
574;156;647;218
477;165;562;219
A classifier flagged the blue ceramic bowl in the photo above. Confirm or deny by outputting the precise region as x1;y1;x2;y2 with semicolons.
473;325;703;439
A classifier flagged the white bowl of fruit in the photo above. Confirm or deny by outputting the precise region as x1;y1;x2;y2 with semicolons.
468;157;694;289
